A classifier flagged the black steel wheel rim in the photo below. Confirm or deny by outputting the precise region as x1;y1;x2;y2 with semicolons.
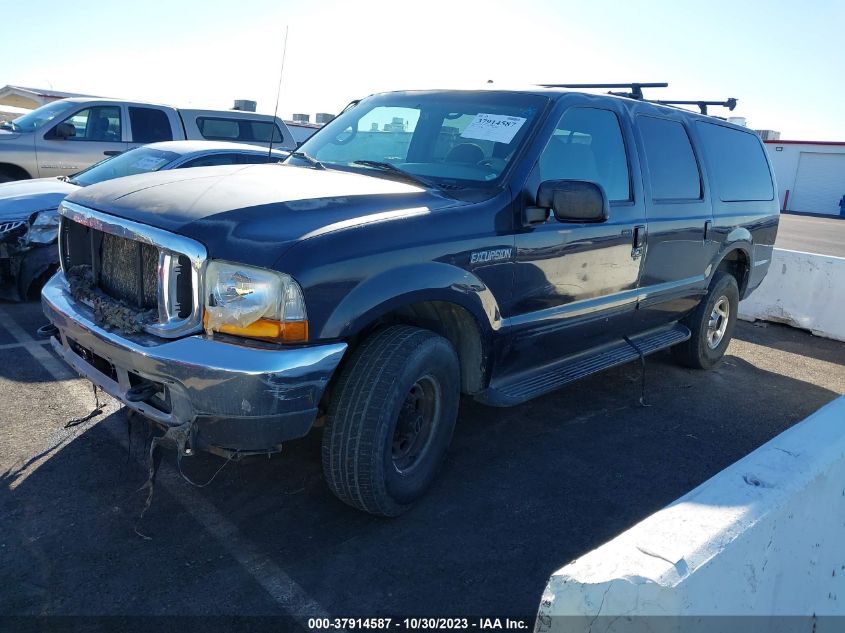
392;375;440;473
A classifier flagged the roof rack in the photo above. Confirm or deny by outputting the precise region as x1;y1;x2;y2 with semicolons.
537;82;668;100
653;98;738;115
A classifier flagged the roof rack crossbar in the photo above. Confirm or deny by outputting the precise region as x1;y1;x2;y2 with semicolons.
537;82;668;100
652;98;738;115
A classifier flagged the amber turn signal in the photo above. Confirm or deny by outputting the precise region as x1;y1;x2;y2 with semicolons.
203;313;308;343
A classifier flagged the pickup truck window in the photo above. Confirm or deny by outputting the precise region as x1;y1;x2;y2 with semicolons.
196;117;283;143
637;116;702;201
59;106;122;142
297;92;548;187
129;107;173;143
538;107;630;201
4;100;70;133
69;147;179;186
695;121;774;202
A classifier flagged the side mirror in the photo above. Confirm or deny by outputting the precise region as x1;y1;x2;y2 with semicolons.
537;179;609;223
49;122;76;139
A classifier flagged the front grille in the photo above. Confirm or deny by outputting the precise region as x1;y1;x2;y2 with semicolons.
59;206;204;337
0;219;27;236
100;233;159;309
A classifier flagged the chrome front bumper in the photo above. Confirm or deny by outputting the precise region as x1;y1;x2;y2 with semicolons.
42;273;347;452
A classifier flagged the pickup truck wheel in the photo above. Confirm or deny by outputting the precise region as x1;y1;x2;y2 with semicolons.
322;325;460;517
672;272;739;370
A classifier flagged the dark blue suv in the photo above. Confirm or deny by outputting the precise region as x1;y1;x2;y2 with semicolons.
42;87;779;516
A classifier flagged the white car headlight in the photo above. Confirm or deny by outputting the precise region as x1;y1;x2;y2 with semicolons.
27;209;61;244
203;261;308;343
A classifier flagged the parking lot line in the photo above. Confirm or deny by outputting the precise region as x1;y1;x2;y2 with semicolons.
0;304;332;622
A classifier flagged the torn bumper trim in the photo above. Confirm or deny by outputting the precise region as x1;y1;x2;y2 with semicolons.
42;273;347;451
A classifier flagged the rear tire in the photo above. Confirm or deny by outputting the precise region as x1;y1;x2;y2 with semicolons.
322;325;460;517
672;272;739;370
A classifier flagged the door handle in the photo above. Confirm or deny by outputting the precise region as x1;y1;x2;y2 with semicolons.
631;225;646;260
103;150;121;156
704;220;712;240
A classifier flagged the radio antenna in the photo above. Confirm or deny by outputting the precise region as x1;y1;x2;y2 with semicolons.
268;25;289;160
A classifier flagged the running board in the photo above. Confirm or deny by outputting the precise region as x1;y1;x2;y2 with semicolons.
477;323;690;407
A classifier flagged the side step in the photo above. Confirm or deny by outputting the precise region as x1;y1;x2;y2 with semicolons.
478;323;690;407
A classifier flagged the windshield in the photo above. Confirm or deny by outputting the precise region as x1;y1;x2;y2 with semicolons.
4;100;72;133
294;91;549;188
70;146;180;186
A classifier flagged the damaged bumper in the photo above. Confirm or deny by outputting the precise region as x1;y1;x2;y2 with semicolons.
42;273;347;453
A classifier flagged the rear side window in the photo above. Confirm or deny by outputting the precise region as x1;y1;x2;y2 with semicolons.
196;117;282;143
129;107;173;143
538;107;630;201
696;122;774;201
638;116;701;200
180;153;242;168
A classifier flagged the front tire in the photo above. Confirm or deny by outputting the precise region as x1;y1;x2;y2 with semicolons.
672;272;739;369
322;325;460;517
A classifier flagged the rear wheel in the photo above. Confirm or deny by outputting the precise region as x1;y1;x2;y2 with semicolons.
672;272;739;369
322;325;460;516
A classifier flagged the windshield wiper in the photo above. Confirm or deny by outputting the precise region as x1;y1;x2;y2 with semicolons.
0;122;15;131
352;160;439;190
290;151;325;170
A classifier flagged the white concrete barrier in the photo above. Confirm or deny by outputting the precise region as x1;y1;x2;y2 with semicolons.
536;395;845;632
739;248;845;342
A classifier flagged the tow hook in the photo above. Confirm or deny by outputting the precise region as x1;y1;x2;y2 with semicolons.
36;323;59;338
125;381;160;403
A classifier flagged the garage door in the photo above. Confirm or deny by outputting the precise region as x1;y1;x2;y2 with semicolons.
789;152;845;215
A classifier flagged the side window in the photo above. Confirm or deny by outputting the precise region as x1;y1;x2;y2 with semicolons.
196;117;282;143
695;122;773;202
248;121;283;143
179;153;241;168
637;116;701;200
59;106;121;142
237;153;274;164
197;118;239;140
538;107;630;201
129;107;173;143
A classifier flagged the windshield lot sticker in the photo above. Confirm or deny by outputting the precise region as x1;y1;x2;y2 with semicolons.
460;114;526;144
131;156;168;171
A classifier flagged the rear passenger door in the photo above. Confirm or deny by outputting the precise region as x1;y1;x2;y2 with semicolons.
507;105;647;373
128;107;175;146
634;115;715;326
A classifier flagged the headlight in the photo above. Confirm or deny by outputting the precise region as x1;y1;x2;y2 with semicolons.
27;209;60;244
203;261;308;343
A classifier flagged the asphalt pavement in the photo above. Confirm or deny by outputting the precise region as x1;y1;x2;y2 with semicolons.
776;212;845;257
1;299;844;626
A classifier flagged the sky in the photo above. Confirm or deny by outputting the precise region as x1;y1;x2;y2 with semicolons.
2;0;843;140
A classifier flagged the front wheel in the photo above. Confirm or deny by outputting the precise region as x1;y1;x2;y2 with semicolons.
672;272;739;370
322;325;460;516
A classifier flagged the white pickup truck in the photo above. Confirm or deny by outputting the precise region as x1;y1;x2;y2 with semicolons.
0;97;296;182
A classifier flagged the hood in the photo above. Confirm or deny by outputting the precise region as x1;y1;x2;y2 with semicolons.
0;129;22;140
67;163;465;266
0;177;78;220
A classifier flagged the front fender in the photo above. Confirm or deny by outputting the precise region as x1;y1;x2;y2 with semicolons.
319;262;502;340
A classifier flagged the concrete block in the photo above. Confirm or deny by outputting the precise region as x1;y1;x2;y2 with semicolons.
739;248;845;342
536;396;845;632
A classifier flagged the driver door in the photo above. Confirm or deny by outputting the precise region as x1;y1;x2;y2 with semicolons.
35;104;128;178
505;105;647;375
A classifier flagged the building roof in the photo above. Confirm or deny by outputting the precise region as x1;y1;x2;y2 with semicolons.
764;140;845;147
0;85;93;100
0;85;96;109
